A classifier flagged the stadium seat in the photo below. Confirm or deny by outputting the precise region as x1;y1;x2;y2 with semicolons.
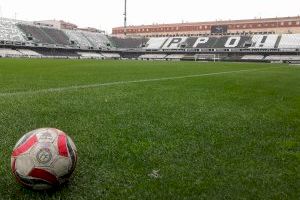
224;36;252;48
193;37;218;48
195;54;218;60
40;27;70;45
35;49;79;57
165;54;186;59
185;37;199;48
64;30;92;48
144;38;168;50
241;55;265;60
101;53;121;59
265;55;300;61
0;18;26;42
17;24;71;45
80;31;111;49
17;49;41;57
17;24;56;44
0;48;23;57
250;35;279;48
77;52;104;59
278;34;300;49
139;54;167;59
162;37;188;49
108;37;149;49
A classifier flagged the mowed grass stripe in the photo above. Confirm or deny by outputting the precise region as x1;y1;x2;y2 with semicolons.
0;59;286;93
0;66;280;97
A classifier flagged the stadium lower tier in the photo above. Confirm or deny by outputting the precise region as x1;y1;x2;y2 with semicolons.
1;46;300;63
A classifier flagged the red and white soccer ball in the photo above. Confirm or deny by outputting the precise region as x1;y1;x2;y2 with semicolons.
11;128;77;190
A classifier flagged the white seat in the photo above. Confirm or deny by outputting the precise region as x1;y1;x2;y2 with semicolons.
139;54;167;59
162;37;188;49
250;35;278;48
64;30;92;48
0;18;26;42
81;31;110;49
77;52;104;58
165;54;185;59
18;49;41;56
0;48;23;56
101;53;120;58
265;55;300;61
144;38;168;50
242;55;264;60
278;34;300;49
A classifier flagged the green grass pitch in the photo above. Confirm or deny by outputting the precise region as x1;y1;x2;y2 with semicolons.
0;59;299;199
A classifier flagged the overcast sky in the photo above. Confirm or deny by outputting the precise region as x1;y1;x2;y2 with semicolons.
0;0;299;33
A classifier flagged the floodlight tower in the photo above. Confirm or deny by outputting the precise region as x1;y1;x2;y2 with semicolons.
0;6;3;18
124;0;127;36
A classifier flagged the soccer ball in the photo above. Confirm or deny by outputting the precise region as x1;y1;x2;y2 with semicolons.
11;128;77;190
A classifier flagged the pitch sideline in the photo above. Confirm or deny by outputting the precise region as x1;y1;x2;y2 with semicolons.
0;66;281;97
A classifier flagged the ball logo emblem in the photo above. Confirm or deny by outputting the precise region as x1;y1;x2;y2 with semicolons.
39;132;53;141
36;148;52;164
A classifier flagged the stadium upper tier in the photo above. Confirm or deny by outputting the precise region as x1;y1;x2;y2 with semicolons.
112;16;300;37
142;35;300;50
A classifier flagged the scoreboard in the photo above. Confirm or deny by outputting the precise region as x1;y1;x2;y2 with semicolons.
211;25;228;34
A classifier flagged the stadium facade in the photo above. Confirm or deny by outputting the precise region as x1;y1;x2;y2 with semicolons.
0;16;300;62
112;16;300;37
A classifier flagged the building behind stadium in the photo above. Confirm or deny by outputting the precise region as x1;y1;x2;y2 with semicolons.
112;16;300;37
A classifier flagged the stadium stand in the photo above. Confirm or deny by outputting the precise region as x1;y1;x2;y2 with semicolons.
144;38;168;50
17;24;70;45
34;49;79;58
139;54;167;60
278;34;300;49
250;35;279;48
109;36;149;49
101;53;121;59
224;36;251;48
165;54;186;60
81;31;111;49
17;49;41;57
0;18;26;42
77;52;104;59
1;16;300;62
214;37;231;48
162;37;188;49
0;48;23;57
185;37;200;48
192;37;218;49
181;55;198;60
17;24;56;44
265;55;300;61
185;35;274;49
40;27;70;45
140;35;299;50
241;55;265;60
195;54;219;60
64;30;92;48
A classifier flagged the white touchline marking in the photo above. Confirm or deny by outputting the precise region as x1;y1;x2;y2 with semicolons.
0;67;281;97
